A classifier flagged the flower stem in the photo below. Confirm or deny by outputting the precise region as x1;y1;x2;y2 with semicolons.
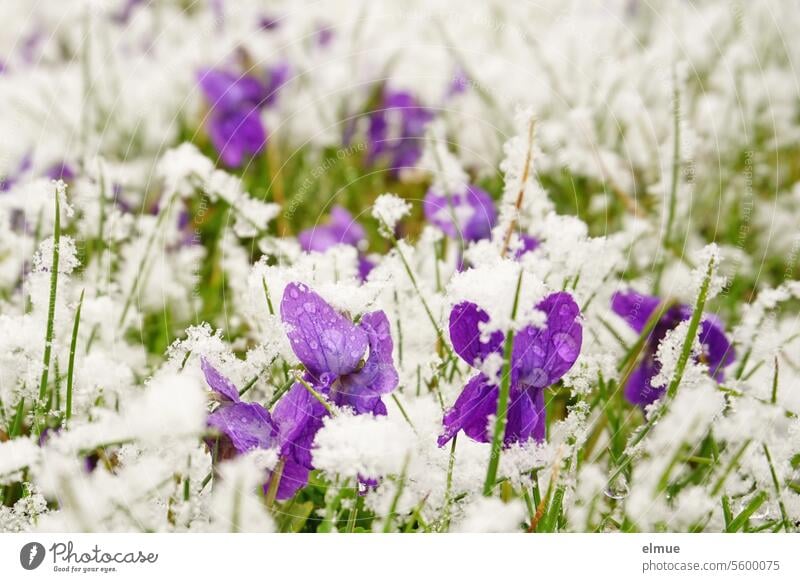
500;117;536;258
762;444;791;532
440;434;458;530
36;185;62;429
65;289;85;424
482;269;524;495
295;373;335;415
608;253;717;485
388;229;449;354
725;491;767;532
265;457;285;509
666;254;715;400
383;456;410;533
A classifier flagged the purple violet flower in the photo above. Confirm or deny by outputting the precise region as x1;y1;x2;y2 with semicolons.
423;185;497;243
298;206;375;281
611;290;735;408
299;206;365;251
423;186;539;268
366;89;433;175
201;357;309;500
515;234;540;258
439;292;583;447
281;282;398;414
197;68;269;167
274;282;399;491
202;283;399;499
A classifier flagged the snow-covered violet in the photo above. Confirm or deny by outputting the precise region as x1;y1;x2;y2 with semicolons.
611;290;735;407
439;291;583;446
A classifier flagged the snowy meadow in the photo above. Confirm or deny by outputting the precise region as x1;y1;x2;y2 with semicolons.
0;0;799;534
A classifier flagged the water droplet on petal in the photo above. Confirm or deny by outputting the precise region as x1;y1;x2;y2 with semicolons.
527;367;548;388
553;332;578;361
559;303;575;318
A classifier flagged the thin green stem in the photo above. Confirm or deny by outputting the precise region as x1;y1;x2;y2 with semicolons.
483;269;524;496
726;491;767;532
261;276;276;315
66;289;85;424
770;357;779;404
666;255;715;400
762;444;791;532
440;435;458;531
36;186;62;430
295;373;335;415
383;457;410;533
711;439;751;496
391;394;415;430
381;220;449;355
265;457;285;509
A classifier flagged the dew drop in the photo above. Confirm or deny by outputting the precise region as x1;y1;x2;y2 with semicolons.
559;303;575;317
553;332;578;360
603;476;629;500
527;367;548;388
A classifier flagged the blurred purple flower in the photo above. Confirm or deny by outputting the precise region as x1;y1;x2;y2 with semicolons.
197;68;269;167
298;206;375;281
259;15;281;31
264;61;291;107
0;153;32;192
113;0;146;24
515;234;540;258
44;161;76;182
423;185;496;243
439;292;582;447
366;89;433;174
446;67;470;98
298;206;364;251
316;23;335;47
611;290;735;407
423;185;538;268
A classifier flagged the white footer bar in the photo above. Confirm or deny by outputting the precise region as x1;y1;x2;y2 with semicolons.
1;533;797;580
